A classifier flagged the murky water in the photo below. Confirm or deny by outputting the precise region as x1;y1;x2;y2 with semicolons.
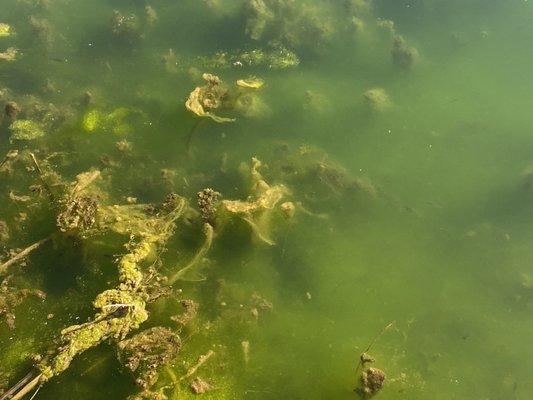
1;1;533;399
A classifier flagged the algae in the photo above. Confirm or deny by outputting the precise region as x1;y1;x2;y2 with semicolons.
9;120;45;141
0;24;13;38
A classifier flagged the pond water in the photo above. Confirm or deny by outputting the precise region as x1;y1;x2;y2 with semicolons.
1;1;533;399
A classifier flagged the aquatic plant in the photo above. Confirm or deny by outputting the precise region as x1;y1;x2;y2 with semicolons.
0;23;13;38
243;0;334;54
9;120;45;141
391;35;419;70
5;195;187;398
217;157;290;245
363;88;393;112
82;108;144;134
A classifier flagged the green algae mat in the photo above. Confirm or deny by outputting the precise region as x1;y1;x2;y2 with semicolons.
1;1;533;399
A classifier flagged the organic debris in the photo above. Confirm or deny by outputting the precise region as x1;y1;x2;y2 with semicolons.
360;367;386;396
236;77;265;89
0;277;46;330
197;188;221;223
9;120;45;140
168;223;213;284
82;107;144;134
23;195;187;390
241;341;250;364
0;237;51;276
171;299;199;327
190;377;214;394
0;23;12;38
180;350;214;382
118;327;181;389
392;35;419;70
0;221;9;243
354;322;394;397
5;101;21;120
111;10;141;41
185;73;235;123
55;170;101;237
219;158;290;245
363;88;392;112
244;0;333;54
0;47;17;61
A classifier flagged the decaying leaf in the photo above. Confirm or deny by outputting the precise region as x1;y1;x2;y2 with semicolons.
185;73;235;123
236;76;264;89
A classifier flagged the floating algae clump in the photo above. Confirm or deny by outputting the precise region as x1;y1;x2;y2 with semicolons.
82;107;144;134
31;195;187;387
9;119;45;140
363;88;392;112
392;35;419;70
218;157;290;245
39;290;149;381
234;77;270;118
244;0;333;54
0;23;13;38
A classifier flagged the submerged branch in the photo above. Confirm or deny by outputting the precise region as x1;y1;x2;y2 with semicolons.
0;236;51;276
180;350;214;382
0;371;42;400
355;321;395;377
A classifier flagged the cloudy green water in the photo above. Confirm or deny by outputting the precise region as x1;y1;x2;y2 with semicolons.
2;0;533;399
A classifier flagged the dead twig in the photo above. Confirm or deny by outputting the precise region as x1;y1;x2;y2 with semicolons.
28;152;54;200
179;350;214;382
355;321;395;377
0;371;42;400
0;236;51;275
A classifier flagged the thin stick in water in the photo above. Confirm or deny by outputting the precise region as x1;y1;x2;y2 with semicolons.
0;236;51;275
355;321;395;376
180;350;214;381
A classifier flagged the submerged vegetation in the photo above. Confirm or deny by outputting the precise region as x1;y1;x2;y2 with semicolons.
1;0;533;399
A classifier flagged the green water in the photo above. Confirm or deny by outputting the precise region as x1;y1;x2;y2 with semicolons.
1;1;533;399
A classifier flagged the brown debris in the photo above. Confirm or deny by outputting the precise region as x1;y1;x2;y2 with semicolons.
56;195;98;234
197;188;221;223
171;299;199;326
0;237;51;276
392;35;419;70
0;221;9;243
0;277;46;330
180;350;214;381
361;367;386;396
190;377;214;394
5;102;21;120
185;73;235;123
118;327;182;389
